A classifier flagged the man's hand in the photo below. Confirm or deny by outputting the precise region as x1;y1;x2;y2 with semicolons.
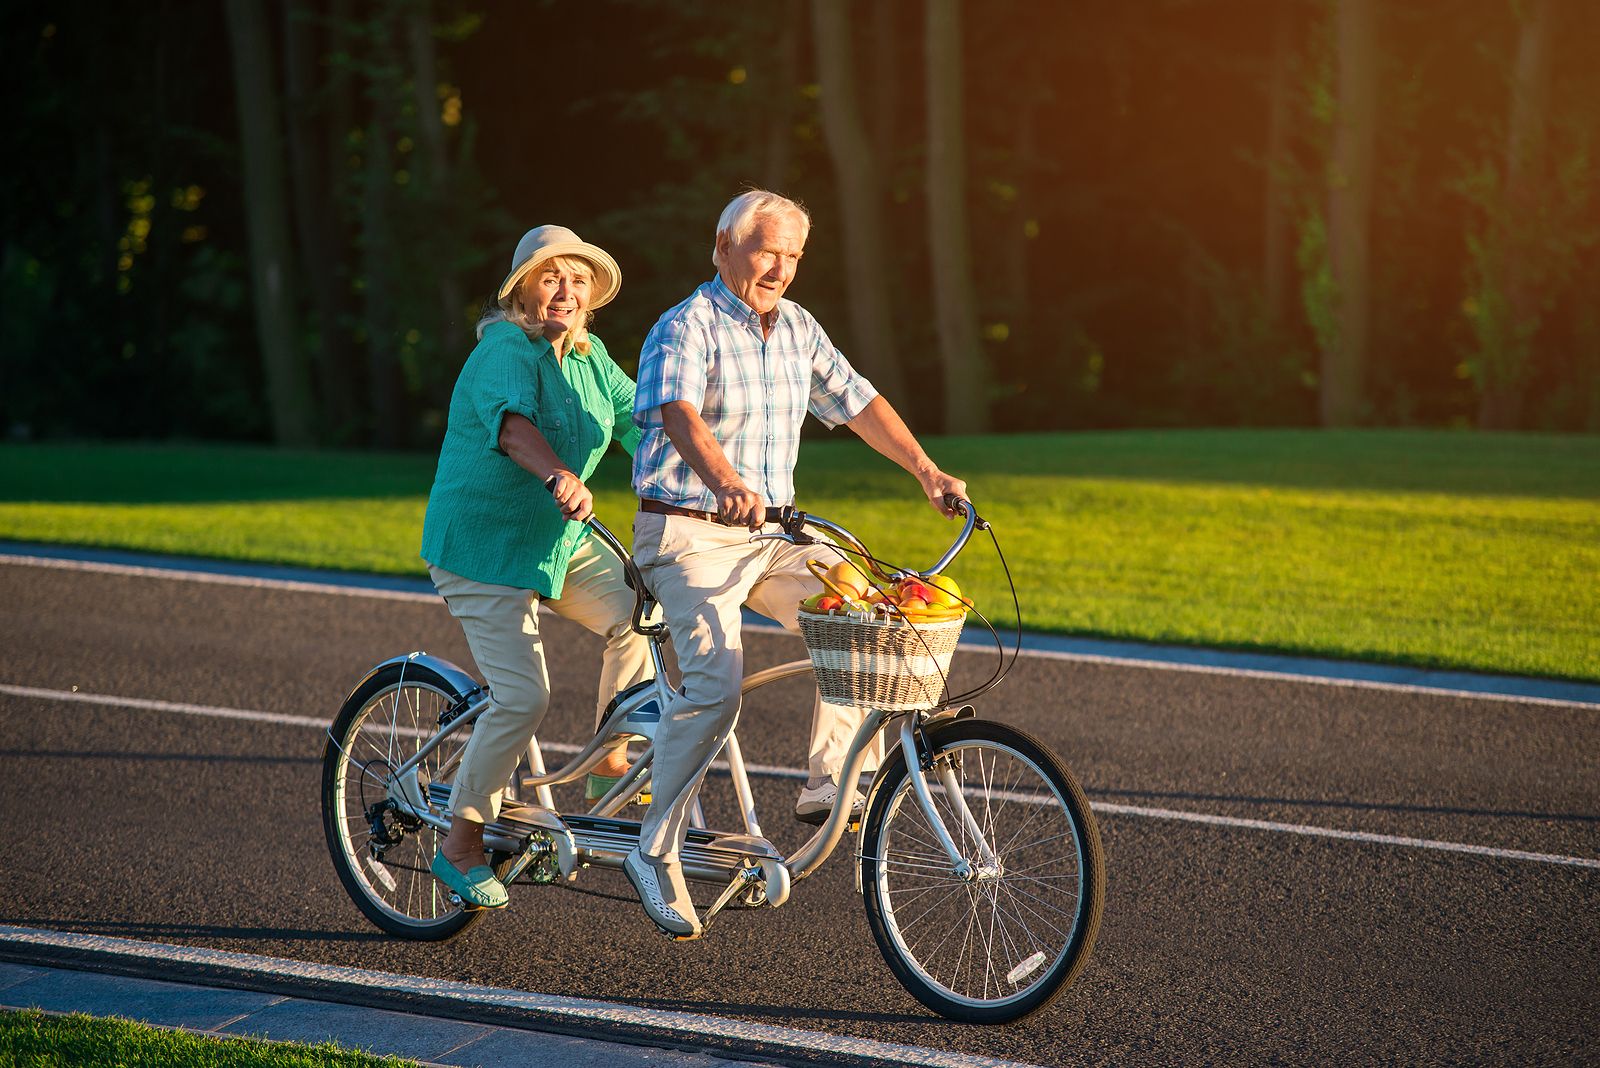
713;479;766;530
919;470;969;519
547;471;594;523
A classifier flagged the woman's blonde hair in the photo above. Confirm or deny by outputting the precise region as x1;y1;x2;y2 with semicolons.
475;254;598;354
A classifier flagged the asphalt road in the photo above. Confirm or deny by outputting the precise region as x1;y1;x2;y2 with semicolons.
2;559;1596;1065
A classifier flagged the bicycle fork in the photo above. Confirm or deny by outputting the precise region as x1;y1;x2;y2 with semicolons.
895;714;1002;882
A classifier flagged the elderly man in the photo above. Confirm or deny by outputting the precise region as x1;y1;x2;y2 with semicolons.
623;189;967;939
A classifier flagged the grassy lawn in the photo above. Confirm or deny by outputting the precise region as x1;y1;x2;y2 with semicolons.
1;429;1595;681
0;1009;411;1067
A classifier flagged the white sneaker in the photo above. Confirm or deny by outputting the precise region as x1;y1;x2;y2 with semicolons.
623;848;702;939
794;780;866;826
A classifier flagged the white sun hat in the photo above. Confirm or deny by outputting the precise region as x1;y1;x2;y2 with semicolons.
497;224;621;308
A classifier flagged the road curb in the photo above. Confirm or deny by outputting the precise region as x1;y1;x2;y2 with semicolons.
0;927;1041;1068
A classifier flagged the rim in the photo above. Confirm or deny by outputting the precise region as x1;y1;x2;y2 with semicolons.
871;739;1087;1010
331;680;466;927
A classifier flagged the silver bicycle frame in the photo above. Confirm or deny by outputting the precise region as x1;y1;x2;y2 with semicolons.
372;502;994;899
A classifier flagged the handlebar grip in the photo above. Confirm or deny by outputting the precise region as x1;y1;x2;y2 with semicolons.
942;493;971;517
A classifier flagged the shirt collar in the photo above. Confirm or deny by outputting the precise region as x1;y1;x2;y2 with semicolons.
709;274;789;332
499;321;588;362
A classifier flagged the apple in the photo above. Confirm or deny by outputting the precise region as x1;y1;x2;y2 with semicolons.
816;595;842;612
897;579;935;604
923;573;967;610
801;592;828;611
824;559;872;600
899;596;928;612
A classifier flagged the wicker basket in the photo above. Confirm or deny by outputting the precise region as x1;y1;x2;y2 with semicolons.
797;609;965;711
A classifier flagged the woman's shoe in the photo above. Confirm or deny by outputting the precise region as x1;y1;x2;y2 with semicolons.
586;773;651;804
430;851;508;909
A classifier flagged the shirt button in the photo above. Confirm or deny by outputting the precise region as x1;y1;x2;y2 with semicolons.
565;398;573;405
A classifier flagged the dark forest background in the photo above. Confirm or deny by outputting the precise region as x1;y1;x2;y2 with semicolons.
4;0;1597;448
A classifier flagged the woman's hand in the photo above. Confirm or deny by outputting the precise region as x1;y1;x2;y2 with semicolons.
546;471;594;523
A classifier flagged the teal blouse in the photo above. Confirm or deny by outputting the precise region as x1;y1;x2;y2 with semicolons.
420;321;640;597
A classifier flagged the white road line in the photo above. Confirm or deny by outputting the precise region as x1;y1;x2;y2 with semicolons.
1002;648;1600;712
0;553;440;603
0;925;1040;1068
6;550;1596;711
4;683;1595;872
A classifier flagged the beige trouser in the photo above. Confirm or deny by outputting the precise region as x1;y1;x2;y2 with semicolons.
429;534;653;824
632;510;885;860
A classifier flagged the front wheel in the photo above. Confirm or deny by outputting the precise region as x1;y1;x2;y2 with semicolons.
321;660;509;940
860;718;1104;1023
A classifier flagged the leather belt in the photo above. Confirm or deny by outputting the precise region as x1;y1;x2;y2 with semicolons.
639;498;720;522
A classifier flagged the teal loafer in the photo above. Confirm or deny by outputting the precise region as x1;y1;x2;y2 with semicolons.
430;851;508;909
586;773;651;804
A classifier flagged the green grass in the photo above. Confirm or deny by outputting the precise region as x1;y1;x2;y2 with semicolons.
1;430;1596;681
0;1009;413;1067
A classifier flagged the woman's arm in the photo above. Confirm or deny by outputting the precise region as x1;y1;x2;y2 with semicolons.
499;413;593;522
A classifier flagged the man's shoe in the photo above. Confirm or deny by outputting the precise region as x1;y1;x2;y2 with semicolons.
430;851;509;909
622;848;702;939
794;780;866;826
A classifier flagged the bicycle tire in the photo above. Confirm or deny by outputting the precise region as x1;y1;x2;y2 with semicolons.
321;661;510;940
860;718;1104;1023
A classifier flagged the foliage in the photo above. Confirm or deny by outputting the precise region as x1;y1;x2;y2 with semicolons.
3;432;1596;681
0;1009;411;1067
4;1;1598;441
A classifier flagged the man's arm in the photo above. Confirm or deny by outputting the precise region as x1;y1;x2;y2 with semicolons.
659;400;766;529
845;396;968;517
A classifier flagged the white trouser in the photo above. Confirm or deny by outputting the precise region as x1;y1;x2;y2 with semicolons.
429;534;652;824
632;510;883;860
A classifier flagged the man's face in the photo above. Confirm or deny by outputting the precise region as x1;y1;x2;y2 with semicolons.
717;213;805;316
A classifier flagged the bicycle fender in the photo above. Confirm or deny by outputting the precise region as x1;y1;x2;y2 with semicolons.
345;652;481;708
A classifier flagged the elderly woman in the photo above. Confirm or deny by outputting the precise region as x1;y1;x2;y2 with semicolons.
421;225;648;909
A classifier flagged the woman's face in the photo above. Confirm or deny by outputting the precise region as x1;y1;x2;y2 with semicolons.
527;258;591;339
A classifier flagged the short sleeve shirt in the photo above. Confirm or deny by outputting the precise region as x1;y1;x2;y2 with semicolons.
420;321;639;596
631;275;878;508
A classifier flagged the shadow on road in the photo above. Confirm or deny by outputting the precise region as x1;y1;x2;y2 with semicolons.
0;748;319;766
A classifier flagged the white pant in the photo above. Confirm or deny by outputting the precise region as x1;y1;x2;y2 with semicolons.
429;534;653;824
632;510;884;860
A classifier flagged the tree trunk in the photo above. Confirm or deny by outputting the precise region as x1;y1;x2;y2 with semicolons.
762;0;801;190
810;0;908;405
1478;0;1553;430
1319;0;1377;427
1263;0;1294;330
283;0;359;440
225;0;316;446
924;0;989;433
361;10;403;448
405;1;469;342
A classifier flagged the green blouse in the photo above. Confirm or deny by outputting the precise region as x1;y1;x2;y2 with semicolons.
420;321;640;597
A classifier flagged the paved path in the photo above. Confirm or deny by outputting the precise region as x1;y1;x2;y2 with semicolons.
1;550;1596;1064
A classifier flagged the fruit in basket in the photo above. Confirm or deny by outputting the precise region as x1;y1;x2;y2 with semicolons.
897;579;936;604
802;592;842;612
825;560;873;599
922;573;970;611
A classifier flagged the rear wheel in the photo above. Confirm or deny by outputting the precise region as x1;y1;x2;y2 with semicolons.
321;661;509;940
860;718;1104;1023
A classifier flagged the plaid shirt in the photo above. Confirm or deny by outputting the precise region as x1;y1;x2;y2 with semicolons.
632;275;878;509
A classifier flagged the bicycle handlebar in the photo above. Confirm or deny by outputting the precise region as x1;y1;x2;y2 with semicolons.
546;475;986;633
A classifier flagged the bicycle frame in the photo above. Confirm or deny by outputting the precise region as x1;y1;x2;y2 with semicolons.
366;500;995;920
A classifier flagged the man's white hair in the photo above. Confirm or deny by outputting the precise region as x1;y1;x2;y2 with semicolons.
712;189;811;268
